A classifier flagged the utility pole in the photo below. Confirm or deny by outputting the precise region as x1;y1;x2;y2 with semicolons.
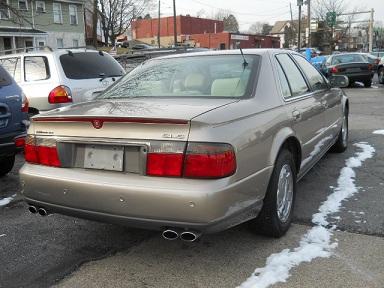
307;0;311;47
157;0;161;48
289;3;293;47
369;8;374;52
173;0;177;47
92;0;98;47
298;0;302;50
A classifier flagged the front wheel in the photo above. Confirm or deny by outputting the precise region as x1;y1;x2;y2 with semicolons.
250;149;296;238
0;155;15;177
331;109;348;153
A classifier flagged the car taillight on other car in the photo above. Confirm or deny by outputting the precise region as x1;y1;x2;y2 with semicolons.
14;136;25;148
330;67;338;74
24;135;61;167
368;64;373;71
21;93;29;113
48;86;72;104
146;141;236;179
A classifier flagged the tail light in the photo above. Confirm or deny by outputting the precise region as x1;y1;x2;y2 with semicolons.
330;67;338;74
24;135;61;167
368;64;373;71
21;93;29;113
14;136;25;148
146;141;236;179
48;86;72;104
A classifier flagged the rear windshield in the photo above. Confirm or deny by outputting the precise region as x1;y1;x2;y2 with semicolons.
60;52;124;80
98;54;259;99
331;54;366;65
0;66;12;87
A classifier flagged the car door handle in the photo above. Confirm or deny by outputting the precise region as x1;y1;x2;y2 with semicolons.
321;100;329;108
292;110;301;121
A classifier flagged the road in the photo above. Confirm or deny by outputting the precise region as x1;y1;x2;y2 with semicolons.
1;83;384;288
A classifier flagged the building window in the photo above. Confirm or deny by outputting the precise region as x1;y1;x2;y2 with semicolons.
72;39;79;47
35;1;45;13
53;2;62;24
57;38;64;48
0;0;10;19
18;0;28;10
69;5;78;25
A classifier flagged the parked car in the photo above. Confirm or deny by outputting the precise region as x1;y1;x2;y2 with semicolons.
20;49;349;241
324;53;373;87
0;48;125;115
378;56;384;84
116;41;129;48
358;53;380;72
0;65;28;176
370;51;384;58
131;44;156;50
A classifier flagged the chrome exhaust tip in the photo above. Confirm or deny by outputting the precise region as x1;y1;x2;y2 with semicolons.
28;205;37;214
180;231;200;242
162;229;179;240
38;208;48;216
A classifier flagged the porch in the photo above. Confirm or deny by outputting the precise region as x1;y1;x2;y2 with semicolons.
0;27;48;55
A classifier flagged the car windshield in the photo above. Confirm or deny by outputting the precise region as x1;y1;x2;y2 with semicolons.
60;52;124;80
98;54;259;99
331;54;366;65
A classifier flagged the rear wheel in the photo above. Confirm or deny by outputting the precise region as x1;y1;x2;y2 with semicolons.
0;155;15;177
379;68;384;84
250;149;296;238
364;79;372;87
331;109;348;153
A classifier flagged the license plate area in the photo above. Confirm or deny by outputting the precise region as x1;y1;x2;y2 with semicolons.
84;144;124;171
347;68;361;73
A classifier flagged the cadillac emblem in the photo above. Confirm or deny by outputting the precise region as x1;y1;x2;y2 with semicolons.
92;119;104;129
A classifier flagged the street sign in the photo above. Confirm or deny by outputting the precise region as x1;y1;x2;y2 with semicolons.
326;11;337;27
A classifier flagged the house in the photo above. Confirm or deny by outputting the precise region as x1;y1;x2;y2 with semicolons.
270;19;308;48
0;0;85;53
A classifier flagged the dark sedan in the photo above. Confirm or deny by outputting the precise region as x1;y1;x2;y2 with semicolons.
324;53;373;87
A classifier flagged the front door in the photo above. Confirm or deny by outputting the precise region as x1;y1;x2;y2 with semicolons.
3;37;12;54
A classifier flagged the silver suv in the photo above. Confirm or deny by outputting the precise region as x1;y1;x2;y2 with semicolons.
0;48;124;114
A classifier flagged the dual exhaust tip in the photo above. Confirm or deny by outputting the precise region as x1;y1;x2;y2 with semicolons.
28;205;48;216
162;229;200;242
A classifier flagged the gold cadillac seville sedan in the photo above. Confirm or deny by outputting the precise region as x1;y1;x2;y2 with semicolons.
20;49;349;242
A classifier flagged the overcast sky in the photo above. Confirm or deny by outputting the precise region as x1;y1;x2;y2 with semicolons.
158;0;383;31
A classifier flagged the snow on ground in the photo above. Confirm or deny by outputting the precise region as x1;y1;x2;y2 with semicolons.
238;143;375;288
0;194;16;207
373;130;384;135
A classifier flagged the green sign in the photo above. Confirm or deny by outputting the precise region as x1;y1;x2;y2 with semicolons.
326;12;337;27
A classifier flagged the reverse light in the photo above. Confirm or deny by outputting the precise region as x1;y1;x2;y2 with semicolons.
146;141;236;179
48;86;72;104
24;135;61;167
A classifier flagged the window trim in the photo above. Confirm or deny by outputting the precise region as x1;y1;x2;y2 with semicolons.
24;56;51;82
0;0;10;19
35;0;46;13
18;0;28;10
69;4;78;25
53;2;63;24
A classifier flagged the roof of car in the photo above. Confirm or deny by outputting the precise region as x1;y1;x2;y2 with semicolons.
0;48;102;58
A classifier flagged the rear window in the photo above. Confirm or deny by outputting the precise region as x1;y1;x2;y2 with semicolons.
0;66;12;87
60;52;124;80
98;54;259;99
331;54;366;65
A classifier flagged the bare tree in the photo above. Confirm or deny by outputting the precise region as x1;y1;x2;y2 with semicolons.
248;22;266;34
99;0;153;46
0;1;33;28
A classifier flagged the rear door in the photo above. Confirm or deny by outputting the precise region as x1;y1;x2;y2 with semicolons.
292;54;342;146
274;53;326;173
58;52;125;103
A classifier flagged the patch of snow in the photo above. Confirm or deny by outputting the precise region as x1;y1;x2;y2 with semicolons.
0;195;15;207
359;212;365;215
373;130;384;135
0;234;5;237
238;143;375;288
355;220;361;223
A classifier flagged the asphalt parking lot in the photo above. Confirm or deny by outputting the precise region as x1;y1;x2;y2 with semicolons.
1;82;384;288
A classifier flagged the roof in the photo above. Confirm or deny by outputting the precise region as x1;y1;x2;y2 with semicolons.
270;20;308;34
0;27;47;37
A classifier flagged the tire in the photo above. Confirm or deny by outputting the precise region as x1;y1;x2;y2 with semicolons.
330;109;348;153
364;79;372;88
0;155;15;177
250;149;296;238
379;68;384;84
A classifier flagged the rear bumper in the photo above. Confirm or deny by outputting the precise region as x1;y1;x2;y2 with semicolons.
20;164;272;233
0;131;26;158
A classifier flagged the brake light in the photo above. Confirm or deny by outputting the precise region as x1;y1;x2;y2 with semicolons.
21;93;29;113
24;135;61;167
14;137;25;148
330;67;338;73
146;141;236;179
48;86;72;104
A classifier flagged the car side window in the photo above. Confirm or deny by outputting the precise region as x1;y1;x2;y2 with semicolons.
276;54;309;98
24;56;50;82
0;57;21;83
293;55;328;91
276;60;291;98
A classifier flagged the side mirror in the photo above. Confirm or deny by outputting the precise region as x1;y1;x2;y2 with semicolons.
329;75;349;88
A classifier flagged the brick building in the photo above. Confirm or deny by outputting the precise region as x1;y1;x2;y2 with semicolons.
131;15;280;49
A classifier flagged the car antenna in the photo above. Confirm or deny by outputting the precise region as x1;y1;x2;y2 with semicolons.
239;47;248;68
67;50;73;57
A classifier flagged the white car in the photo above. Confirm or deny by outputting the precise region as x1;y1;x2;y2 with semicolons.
0;48;125;114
